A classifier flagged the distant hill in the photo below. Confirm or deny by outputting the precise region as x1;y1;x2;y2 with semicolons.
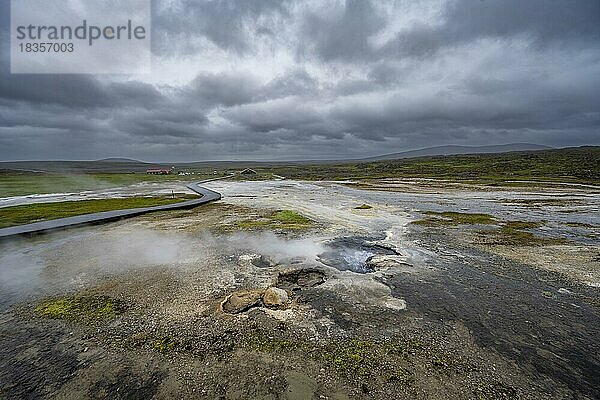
95;158;146;163
0;159;157;173
363;143;554;161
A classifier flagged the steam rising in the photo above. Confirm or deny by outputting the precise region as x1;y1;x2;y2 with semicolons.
0;228;327;309
223;232;325;262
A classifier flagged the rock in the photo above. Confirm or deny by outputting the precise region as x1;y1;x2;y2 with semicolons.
382;297;407;310
366;255;413;271
252;255;277;268
277;269;326;292
238;254;277;269
263;287;289;308
558;288;573;295
222;289;264;314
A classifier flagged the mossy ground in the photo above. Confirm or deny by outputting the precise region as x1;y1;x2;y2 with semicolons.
152;337;178;353
239;330;477;390
0;195;198;228
412;211;569;246
479;225;568;246
474;219;568;246
412;211;496;226
35;295;125;325
235;209;312;230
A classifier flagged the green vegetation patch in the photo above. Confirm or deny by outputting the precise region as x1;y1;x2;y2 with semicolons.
35;295;125;324
477;221;568;246
412;211;496;226
482;226;567;246
272;210;311;224
152;337;178;353
501;220;544;230
354;204;373;210
241;146;600;184
0;195;198;228
235;209;312;230
240;331;475;388
0;171;219;197
411;209;568;246
322;340;381;378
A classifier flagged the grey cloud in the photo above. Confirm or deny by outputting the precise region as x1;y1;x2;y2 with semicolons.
154;0;290;55
188;72;260;107
0;0;598;161
300;0;384;62
259;69;319;100
0;74;167;110
223;97;323;134
0;74;112;108
381;0;600;59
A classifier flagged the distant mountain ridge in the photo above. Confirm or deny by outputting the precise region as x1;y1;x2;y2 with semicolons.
96;157;146;163
1;144;574;171
363;143;554;161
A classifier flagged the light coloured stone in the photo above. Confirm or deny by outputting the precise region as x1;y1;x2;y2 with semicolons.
221;289;264;314
263;287;289;308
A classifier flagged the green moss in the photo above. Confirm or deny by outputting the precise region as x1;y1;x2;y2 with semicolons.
0;195;198;228
152;337;177;353
413;211;495;226
354;204;373;210
272;210;311;224
225;329;483;390
322;340;376;377
35;295;125;324
412;211;568;246
386;368;416;385
478;221;568;246
242;331;304;352
235;220;273;229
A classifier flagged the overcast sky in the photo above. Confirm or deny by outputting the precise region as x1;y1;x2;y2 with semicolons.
1;0;599;161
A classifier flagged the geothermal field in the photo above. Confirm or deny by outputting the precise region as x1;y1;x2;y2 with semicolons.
0;175;598;399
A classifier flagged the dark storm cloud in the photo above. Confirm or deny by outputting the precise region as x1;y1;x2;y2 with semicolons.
306;0;600;61
0;0;598;161
379;0;600;59
443;0;600;45
301;0;384;62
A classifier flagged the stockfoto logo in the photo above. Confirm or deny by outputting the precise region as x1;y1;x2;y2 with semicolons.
16;20;147;46
11;0;151;74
